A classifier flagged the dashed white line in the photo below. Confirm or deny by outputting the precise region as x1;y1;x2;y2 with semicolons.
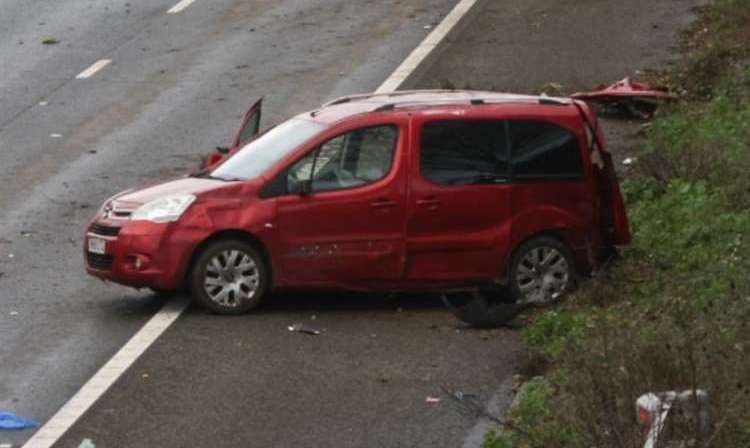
75;59;111;80
167;0;196;14
376;0;479;93
22;296;189;448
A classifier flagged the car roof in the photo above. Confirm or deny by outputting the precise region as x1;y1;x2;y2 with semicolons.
301;90;577;124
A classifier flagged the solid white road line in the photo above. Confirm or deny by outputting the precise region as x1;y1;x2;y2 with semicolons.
167;0;196;14
376;0;478;93
22;296;189;448
75;59;111;80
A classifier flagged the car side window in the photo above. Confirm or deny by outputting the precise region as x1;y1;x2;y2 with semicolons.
509;120;583;179
287;125;398;194
419;120;509;185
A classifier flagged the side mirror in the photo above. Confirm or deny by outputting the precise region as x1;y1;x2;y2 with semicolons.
299;179;313;196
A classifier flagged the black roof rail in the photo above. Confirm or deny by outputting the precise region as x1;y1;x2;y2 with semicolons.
326;97;352;106
374;103;395;112
321;89;470;108
538;96;569;106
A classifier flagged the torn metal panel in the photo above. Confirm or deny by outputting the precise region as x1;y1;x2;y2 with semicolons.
572;77;676;118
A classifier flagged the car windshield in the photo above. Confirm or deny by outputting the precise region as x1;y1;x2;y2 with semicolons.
211;118;327;181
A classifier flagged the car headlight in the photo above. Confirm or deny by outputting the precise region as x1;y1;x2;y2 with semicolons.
131;194;197;223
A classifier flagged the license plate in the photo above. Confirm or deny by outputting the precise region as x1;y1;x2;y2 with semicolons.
88;237;106;255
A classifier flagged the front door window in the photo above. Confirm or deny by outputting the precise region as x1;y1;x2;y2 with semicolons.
287;125;398;194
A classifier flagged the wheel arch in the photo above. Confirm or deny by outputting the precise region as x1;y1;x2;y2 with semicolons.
183;229;273;290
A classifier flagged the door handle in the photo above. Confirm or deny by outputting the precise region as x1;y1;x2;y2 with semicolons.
416;197;441;207
371;198;398;208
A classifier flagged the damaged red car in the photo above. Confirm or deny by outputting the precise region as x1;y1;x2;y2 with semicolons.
84;91;630;314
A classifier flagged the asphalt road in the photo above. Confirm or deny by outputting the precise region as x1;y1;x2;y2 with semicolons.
1;0;705;446
0;1;460;445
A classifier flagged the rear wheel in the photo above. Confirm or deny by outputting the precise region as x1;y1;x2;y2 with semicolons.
507;236;576;305
189;240;268;314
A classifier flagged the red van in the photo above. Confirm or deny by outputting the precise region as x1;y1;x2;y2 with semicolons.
84;91;629;314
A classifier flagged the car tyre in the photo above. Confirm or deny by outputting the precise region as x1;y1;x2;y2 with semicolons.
190;239;268;315
507;236;576;306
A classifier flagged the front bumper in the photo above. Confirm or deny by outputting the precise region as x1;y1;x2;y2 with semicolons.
83;219;197;290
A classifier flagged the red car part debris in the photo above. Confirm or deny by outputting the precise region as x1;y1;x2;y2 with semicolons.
572;77;676;118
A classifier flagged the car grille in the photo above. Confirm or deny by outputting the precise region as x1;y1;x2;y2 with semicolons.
87;252;114;270
90;223;121;237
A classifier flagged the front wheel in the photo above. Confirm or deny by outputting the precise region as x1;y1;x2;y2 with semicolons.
189;240;268;314
507;236;576;306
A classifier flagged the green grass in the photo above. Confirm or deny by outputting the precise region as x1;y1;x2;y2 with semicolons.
486;1;750;446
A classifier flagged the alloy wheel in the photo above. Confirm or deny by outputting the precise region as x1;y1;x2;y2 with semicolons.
515;246;570;305
203;249;260;309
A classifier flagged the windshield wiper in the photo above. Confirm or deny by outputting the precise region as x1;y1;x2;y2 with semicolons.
190;171;243;182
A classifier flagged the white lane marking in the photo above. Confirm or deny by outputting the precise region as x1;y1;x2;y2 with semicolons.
75;59;111;80
376;0;478;93
22;296;189;448
167;0;196;14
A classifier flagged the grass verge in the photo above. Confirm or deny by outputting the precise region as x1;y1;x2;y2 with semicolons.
485;2;750;447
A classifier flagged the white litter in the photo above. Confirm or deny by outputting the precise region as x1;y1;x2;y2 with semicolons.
637;389;710;448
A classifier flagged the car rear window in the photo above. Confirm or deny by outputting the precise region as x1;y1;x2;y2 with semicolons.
509;120;583;179
419;120;509;185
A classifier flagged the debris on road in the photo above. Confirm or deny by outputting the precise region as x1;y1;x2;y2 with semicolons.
623;157;637;166
539;82;563;96
41;37;59;45
572;77;676;119
78;438;96;448
443;291;528;328
441;385;479;403
451;390;477;401
287;323;322;335
425;397;441;404
0;412;39;430
9;311;18;317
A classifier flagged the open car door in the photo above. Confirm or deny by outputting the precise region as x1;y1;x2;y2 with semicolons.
230;97;263;152
202;98;262;170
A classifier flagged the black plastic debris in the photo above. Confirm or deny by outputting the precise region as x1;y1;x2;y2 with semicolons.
442;290;528;328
